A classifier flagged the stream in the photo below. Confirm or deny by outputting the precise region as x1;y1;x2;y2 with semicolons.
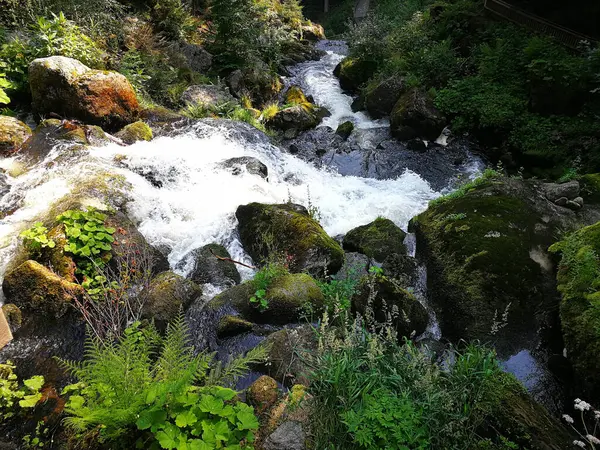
0;40;562;410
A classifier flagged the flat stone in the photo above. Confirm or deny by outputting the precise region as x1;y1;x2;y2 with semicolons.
264;421;306;450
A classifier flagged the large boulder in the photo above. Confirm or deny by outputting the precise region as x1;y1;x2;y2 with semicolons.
209;273;324;325
0;116;32;156
179;43;213;73
115;121;153;144
236;203;344;277
301;23;325;41
185;243;241;288
364;76;407;119
390;89;445;141
2;260;83;317
333;57;377;93
246;375;279;413
267;106;320;137
352;274;428;338
181;84;235;108
549;221;600;400
29;56;139;130
409;177;575;354
343;217;407;262
141;271;202;330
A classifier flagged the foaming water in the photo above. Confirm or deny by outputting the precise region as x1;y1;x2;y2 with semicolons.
0;121;438;294
286;40;388;130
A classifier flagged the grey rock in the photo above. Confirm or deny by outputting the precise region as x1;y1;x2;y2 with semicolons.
182;244;241;288
554;197;568;206
566;200;582;211
335;252;370;280
264;421;306;450
226;69;244;97
573;196;584;206
221;156;268;179
179;43;212;73
181;84;235;108
365;76;407;119
543;181;580;202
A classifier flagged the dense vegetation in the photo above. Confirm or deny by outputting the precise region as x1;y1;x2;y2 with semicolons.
330;0;600;179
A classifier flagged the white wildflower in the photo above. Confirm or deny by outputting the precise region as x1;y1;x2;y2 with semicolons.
575;399;592;411
563;414;575;424
587;435;600;445
573;440;586;448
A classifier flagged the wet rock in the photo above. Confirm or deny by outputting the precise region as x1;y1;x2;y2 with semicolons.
352;275;428;339
554;197;568;207
179;42;212;73
343;218;407;262
0;171;10;197
410;177;576;355
1;304;22;332
264;421;306;450
115;121;153;144
335;252;370;280
335;121;354;140
18;119;89;165
262;325;316;385
2;260;83;318
566;200;582;210
333;57;377;92
139;107;187;136
29;56;139;129
185;243;241;288
0;116;32;156
181;84;235;108
382;253;418;287
141;271;202;331
542;180;579;202
247;375;279;413
209;273;323;325
217;315;253;339
406;138;427;152
301;23;325;41
220;156;268;179
364;76;407;118
351;96;365;112
236;203;344;277
390;88;445;141
267;106;320;136
573;196;584;206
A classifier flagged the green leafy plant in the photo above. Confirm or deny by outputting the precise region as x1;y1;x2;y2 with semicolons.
0;72;11;105
59;317;266;447
0;362;44;420
20;222;56;255
249;262;289;311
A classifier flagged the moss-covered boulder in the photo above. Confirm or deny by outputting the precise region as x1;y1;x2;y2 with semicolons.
186;243;241;288
267;105;321;137
2;304;22;332
353;274;428;338
301;22;325;41
364;76;407;119
333;57;377;93
549;221;600;399
115;121;153;144
236;203;344;277
216;315;253;338
343;218;407;261
209;273;324;325
390;88;445;141
410;177;573;354
0;116;32;156
262;325;316;386
335;121;354;140
2;260;83;317
141;271;202;331
285;86;309;106
247;375;279;413
29;56;139;130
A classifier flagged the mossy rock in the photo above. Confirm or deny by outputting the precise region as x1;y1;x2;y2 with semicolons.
46;225;77;282
580;173;600;203
2;304;22;332
209;273;324;325
0;116;32;156
186;243;241;288
246;375;279;413
333;57;377;93
236;203;344;277
390;88;445;141
343;217;407;261
335;121;354;140
115;121;153;145
363;76;407;119
141;271;202;331
261;325;316;386
285;86;309;106
410;178;570;354
2;260;83;318
217;315;253;338
352;274;428;339
479;372;572;449
549;221;600;400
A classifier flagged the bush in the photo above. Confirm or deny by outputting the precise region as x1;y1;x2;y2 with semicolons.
60;317;266;447
151;0;193;41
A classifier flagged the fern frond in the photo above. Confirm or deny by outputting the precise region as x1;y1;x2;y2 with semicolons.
206;344;270;387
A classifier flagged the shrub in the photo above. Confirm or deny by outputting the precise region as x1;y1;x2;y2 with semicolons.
0;362;44;420
59;317;266;447
151;0;193;41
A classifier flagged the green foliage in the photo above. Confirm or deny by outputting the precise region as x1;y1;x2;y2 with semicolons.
318;272;359;313
182;101;267;132
60;317;266;447
0;12;103;95
0;362;44;420
249;262;289;311
309;328;511;450
429;168;501;207
0;72;11;105
20;222;56;255
151;0;193;41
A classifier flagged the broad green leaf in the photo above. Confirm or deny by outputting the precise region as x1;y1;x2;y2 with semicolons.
176;410;198;428
213;419;232;442
156;423;180;449
199;395;224;414
0;89;9;105
23;376;44;391
136;408;167;430
213;387;236;401
236;409;259;430
68;395;85;410
19;393;41;408
188;440;212;450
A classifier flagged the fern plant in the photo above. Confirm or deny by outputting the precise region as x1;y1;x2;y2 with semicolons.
59;317;267;447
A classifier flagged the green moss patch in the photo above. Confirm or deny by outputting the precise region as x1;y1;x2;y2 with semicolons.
343;217;406;261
